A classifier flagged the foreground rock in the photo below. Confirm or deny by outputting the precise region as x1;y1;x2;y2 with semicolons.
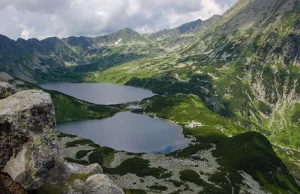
0;89;57;190
84;174;125;194
39;161;123;194
0;81;16;99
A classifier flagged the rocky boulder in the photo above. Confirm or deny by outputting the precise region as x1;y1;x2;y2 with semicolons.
84;174;124;194
67;163;103;175
73;179;85;191
39;161;121;194
0;89;58;190
0;81;16;99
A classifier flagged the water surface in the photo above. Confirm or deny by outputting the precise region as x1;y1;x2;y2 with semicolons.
58;112;190;153
39;82;154;104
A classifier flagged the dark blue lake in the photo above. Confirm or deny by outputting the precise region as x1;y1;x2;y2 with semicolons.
57;112;190;153
39;82;155;105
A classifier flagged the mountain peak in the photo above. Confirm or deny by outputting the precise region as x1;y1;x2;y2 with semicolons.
117;28;139;36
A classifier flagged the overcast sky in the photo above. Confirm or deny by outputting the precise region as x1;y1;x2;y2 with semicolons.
0;0;237;40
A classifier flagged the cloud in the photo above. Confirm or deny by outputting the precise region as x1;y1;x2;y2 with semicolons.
0;0;237;40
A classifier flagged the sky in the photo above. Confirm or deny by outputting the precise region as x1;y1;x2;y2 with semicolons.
0;0;237;40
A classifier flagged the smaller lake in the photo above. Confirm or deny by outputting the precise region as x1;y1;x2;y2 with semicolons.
39;82;155;105
57;112;190;154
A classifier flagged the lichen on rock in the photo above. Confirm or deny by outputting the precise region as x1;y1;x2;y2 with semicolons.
0;89;58;190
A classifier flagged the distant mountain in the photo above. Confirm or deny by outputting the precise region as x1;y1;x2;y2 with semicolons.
64;28;149;49
146;15;221;41
0;15;221;82
0;28;153;82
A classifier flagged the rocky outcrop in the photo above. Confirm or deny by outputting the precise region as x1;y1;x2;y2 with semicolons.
0;89;57;190
0;81;16;99
0;82;124;193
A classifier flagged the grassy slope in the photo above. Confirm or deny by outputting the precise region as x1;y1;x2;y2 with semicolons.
136;94;243;136
48;90;125;123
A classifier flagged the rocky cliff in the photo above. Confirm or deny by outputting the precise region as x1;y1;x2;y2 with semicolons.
0;82;124;194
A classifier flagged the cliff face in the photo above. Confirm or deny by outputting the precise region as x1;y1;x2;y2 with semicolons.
0;82;124;194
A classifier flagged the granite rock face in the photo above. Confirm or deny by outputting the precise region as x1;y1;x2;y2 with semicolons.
0;81;16;99
0;89;58;190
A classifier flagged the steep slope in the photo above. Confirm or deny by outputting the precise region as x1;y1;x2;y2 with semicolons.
0;35;67;82
89;0;300;176
146;15;220;40
181;0;300;151
144;16;221;49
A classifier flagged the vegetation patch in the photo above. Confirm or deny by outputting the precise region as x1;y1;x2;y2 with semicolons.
68;173;90;192
57;132;77;139
76;150;92;160
291;110;300;123
37;183;67;194
213;132;300;193
179;170;205;186
126;75;234;117
168;179;183;187
104;157;171;179
147;184;168;191
139;94;243;136
88;147;115;166
48;90;125;123
65;139;100;148
124;189;147;194
171;142;213;158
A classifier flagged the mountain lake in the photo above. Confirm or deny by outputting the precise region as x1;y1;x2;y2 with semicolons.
40;83;190;153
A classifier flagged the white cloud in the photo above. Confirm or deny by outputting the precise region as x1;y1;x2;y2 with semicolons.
126;0;141;16
21;28;29;39
0;0;238;40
